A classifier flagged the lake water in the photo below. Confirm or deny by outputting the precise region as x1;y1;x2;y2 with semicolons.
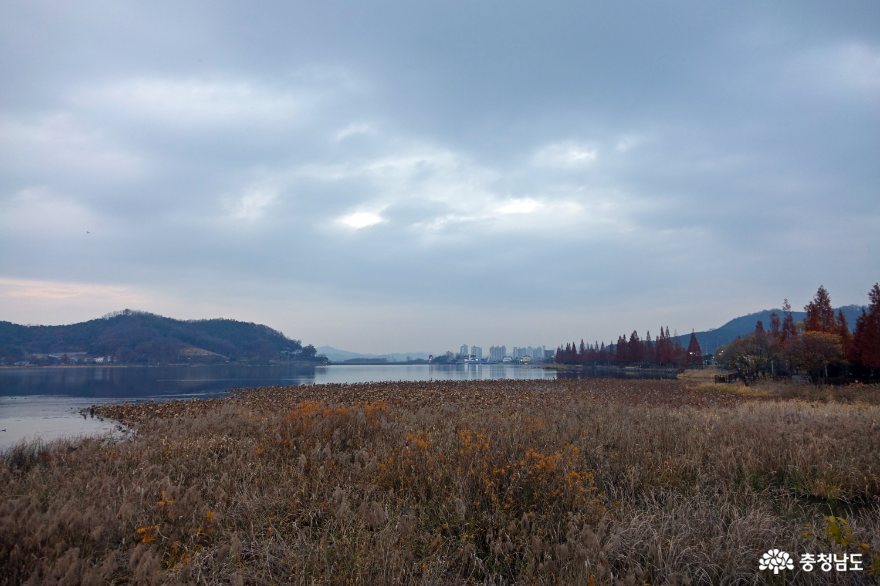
0;364;674;449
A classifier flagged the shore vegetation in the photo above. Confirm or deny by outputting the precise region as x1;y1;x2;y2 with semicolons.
2;379;879;584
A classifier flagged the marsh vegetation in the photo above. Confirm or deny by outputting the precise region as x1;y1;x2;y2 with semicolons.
1;379;878;584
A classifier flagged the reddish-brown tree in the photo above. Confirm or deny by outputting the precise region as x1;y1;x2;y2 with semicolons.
614;335;627;363
644;331;655;362
628;331;643;363
769;312;781;344
686;330;703;364
660;326;675;364
804;286;836;333
853;283;880;371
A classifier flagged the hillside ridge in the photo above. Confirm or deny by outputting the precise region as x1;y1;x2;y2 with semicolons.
0;309;313;365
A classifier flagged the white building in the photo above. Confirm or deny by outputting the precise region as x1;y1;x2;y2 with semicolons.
489;345;506;362
471;346;482;360
509;346;545;361
460;344;469;357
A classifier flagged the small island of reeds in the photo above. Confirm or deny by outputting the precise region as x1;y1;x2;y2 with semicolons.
2;379;879;584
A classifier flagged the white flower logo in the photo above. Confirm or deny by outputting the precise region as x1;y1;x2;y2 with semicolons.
759;549;794;574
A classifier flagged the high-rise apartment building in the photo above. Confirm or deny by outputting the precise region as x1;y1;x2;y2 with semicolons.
489;345;506;362
460;344;469;357
470;346;483;360
508;346;545;360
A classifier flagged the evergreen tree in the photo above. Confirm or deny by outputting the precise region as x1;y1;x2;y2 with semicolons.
686;330;703;364
656;328;665;364
804;286;836;333
660;326;675;364
614;336;626;363
769;312;781;344
628;330;643;363
853;283;880;371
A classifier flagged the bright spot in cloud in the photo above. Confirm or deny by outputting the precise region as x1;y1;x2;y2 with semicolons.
533;142;597;168
838;42;880;92
229;187;277;220
335;123;375;141
498;199;542;214
74;78;310;127
339;211;384;229
615;136;642;152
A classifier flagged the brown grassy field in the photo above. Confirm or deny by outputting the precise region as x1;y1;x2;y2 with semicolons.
2;379;879;585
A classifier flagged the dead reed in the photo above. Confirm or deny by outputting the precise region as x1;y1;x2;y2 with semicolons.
1;379;879;585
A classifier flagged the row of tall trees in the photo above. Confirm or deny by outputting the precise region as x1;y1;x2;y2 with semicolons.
718;284;880;383
555;327;704;368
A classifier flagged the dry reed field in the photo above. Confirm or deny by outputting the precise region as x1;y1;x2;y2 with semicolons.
2;379;879;585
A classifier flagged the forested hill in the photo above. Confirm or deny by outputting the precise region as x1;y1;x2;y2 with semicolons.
0;309;310;365
672;304;867;353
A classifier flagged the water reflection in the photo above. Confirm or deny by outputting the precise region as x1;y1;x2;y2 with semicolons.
0;364;565;400
0;395;122;450
0;364;675;448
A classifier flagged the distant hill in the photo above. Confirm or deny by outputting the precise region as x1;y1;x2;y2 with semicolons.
316;346;433;363
672;304;866;353
0;309;311;365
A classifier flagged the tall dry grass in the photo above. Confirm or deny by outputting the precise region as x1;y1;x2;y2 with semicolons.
1;379;879;585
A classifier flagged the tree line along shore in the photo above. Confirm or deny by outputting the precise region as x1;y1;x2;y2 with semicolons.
553;284;880;385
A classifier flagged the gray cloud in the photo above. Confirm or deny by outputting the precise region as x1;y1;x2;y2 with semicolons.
1;0;879;352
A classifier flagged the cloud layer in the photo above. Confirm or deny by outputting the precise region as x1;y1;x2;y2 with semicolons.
1;1;878;352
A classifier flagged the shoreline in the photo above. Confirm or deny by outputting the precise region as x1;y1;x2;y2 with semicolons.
543;363;679;373
0;361;327;370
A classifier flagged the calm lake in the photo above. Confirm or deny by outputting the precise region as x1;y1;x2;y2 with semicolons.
0;364;675;448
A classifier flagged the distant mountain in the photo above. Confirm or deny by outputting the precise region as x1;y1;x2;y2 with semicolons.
0;309;313;365
672;304;866;353
316;346;433;363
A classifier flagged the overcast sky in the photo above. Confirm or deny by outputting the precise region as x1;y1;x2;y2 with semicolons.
1;1;878;353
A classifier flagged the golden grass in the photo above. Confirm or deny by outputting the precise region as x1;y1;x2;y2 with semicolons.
677;367;720;381
695;382;773;398
2;379;880;585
